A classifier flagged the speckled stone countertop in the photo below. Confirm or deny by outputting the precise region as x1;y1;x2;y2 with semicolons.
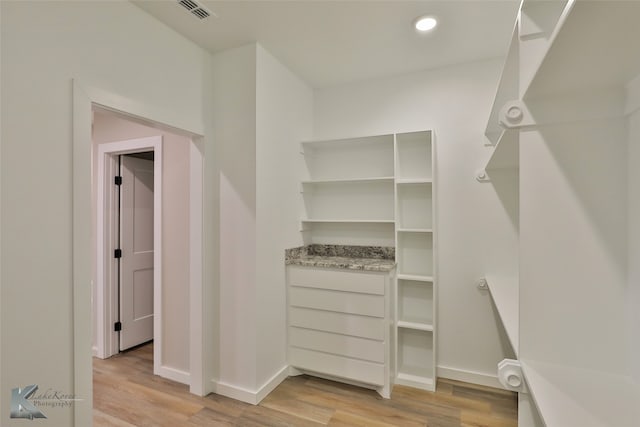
285;245;396;272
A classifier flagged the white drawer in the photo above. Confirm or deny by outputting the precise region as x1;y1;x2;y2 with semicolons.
288;266;385;295
289;286;384;317
289;327;385;364
289;347;385;386
289;307;384;341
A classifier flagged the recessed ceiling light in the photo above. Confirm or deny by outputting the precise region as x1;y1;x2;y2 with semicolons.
415;16;437;32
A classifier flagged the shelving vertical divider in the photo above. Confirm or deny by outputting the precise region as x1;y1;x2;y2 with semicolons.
393;130;436;391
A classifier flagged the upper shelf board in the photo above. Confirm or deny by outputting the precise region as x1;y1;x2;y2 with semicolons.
302;177;394;185
524;1;640;100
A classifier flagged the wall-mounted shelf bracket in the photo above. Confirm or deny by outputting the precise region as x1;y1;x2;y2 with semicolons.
498;359;527;393
475;170;490;183
499;100;534;129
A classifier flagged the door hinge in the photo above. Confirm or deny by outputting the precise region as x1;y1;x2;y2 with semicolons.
114;249;122;258
114;321;122;332
114;176;122;186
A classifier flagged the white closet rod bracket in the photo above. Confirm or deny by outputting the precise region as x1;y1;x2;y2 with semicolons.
475;169;490;183
498;359;527;393
499;100;534;129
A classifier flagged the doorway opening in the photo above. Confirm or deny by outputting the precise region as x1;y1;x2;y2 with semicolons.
92;107;192;386
73;80;209;425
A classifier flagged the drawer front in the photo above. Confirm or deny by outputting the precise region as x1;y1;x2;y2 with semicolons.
289;307;384;341
288;266;385;295
289;347;384;386
289;327;384;364
289;286;384;317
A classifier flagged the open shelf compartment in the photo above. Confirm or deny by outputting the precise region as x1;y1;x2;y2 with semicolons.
396;183;432;230
302;180;394;222
397;279;433;328
301;221;395;247
396;328;434;391
302;134;394;181
395;131;432;181
396;232;433;278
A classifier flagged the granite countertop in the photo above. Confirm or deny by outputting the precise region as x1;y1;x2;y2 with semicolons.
285;244;396;272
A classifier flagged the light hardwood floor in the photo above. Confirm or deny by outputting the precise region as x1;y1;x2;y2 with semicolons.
93;343;517;427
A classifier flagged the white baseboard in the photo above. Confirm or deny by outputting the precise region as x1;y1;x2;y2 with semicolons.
437;365;504;390
213;381;258;405
157;365;190;385
212;365;290;405
92;346;99;357
288;366;303;376
256;366;289;403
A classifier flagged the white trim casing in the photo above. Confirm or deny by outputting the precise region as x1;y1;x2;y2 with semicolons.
189;141;204;395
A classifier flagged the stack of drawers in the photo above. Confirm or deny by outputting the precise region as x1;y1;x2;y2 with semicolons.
287;265;392;397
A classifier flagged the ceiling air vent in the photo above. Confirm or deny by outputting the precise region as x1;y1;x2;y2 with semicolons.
178;0;213;20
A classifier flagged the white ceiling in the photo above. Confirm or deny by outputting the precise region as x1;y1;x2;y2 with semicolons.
133;0;519;88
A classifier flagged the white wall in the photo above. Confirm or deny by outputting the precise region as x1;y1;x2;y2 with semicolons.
212;44;258;392
255;45;313;387
92;111;191;375
628;105;640;383
211;43;313;401
313;58;512;383
1;1;213;424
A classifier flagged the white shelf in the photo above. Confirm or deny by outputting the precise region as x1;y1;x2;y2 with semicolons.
301;134;394;148
521;359;640;427
302;219;395;224
485;0;574;143
397;320;433;332
485;129;519;171
521;1;640;100
485;275;518;356
302;177;394;185
396;178;432;185
396;274;433;282
397;228;432;233
485;23;519;145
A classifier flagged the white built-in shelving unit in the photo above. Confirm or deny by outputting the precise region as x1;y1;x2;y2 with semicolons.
394;130;436;391
299;130;437;393
483;1;640;426
300;135;396;246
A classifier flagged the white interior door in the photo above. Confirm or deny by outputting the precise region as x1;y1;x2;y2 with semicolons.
120;155;154;351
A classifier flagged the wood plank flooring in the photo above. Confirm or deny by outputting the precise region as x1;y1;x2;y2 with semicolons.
93;344;517;427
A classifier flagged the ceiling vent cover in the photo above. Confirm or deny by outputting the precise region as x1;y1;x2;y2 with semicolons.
178;0;213;20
